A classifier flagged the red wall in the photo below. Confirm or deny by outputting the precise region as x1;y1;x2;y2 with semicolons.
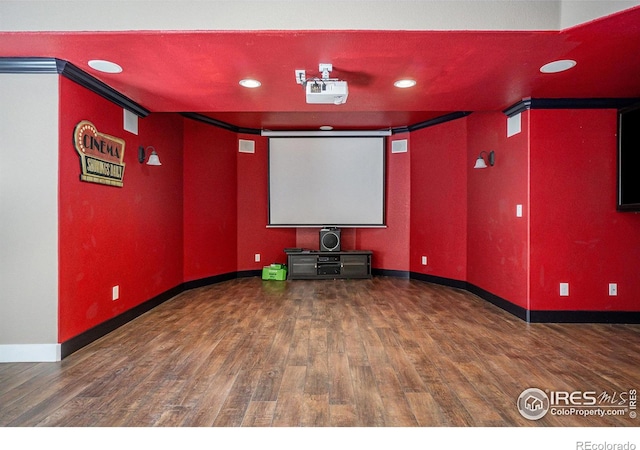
236;134;296;271
357;135;411;271
58;75;640;345
58;78;184;341
183;128;296;278
466;112;529;309
410;120;468;280
183;120;238;280
529;109;640;311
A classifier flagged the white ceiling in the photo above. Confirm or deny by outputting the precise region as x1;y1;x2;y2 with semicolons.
1;0;639;32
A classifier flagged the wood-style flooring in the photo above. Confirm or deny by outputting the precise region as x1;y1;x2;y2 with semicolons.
1;276;639;427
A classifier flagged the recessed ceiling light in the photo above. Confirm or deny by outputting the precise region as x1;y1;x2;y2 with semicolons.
540;59;577;74
239;78;261;88
319;125;333;131
394;79;417;88
87;59;122;74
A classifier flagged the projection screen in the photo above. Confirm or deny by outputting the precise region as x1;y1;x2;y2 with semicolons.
268;136;385;227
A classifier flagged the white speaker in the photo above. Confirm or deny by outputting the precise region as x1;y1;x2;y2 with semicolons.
391;139;408;153
320;228;341;252
238;139;255;153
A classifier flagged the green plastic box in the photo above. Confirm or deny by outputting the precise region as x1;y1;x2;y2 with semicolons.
262;264;287;280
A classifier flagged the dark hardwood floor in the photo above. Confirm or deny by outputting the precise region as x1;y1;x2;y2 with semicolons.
1;276;639;427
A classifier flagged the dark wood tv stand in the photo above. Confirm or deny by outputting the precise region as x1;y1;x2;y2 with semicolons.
285;250;372;280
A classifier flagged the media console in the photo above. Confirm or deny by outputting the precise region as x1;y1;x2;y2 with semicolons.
285;250;372;280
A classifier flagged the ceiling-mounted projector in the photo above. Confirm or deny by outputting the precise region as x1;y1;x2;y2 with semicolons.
306;80;349;105
296;63;349;105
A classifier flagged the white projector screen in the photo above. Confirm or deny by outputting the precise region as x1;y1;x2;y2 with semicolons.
268;136;385;227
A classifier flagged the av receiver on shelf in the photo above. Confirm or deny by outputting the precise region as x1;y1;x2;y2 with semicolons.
317;256;340;263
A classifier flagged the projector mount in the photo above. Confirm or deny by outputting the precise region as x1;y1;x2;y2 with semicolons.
295;63;336;86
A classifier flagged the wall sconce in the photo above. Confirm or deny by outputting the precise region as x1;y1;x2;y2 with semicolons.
138;146;162;165
474;150;495;169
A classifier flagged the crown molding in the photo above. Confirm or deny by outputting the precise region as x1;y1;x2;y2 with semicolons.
0;57;149;117
503;97;640;117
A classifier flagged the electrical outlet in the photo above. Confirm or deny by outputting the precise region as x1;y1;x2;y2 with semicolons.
112;285;119;301
609;283;618;296
516;204;523;217
295;69;306;84
559;283;569;296
255;253;261;263
421;256;427;265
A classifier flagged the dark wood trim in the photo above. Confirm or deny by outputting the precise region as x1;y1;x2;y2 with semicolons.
183;111;472;136
181;112;262;135
390;126;411;134
0;57;149;117
0;56;61;73
503;97;640;117
400;111;472;133
57;60;150;117
6;57;638;130
502;98;533;117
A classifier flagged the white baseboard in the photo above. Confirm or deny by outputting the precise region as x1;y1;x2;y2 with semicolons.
0;344;61;362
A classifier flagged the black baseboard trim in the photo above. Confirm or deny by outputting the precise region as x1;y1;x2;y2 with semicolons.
62;270;252;359
465;282;528;322
409;272;467;290
528;309;640;324
409;271;526;319
60;284;183;359
408;271;640;324
237;269;263;278
62;270;640;359
182;272;238;291
372;268;410;278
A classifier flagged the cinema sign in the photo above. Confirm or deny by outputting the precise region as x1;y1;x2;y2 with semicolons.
74;120;126;187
